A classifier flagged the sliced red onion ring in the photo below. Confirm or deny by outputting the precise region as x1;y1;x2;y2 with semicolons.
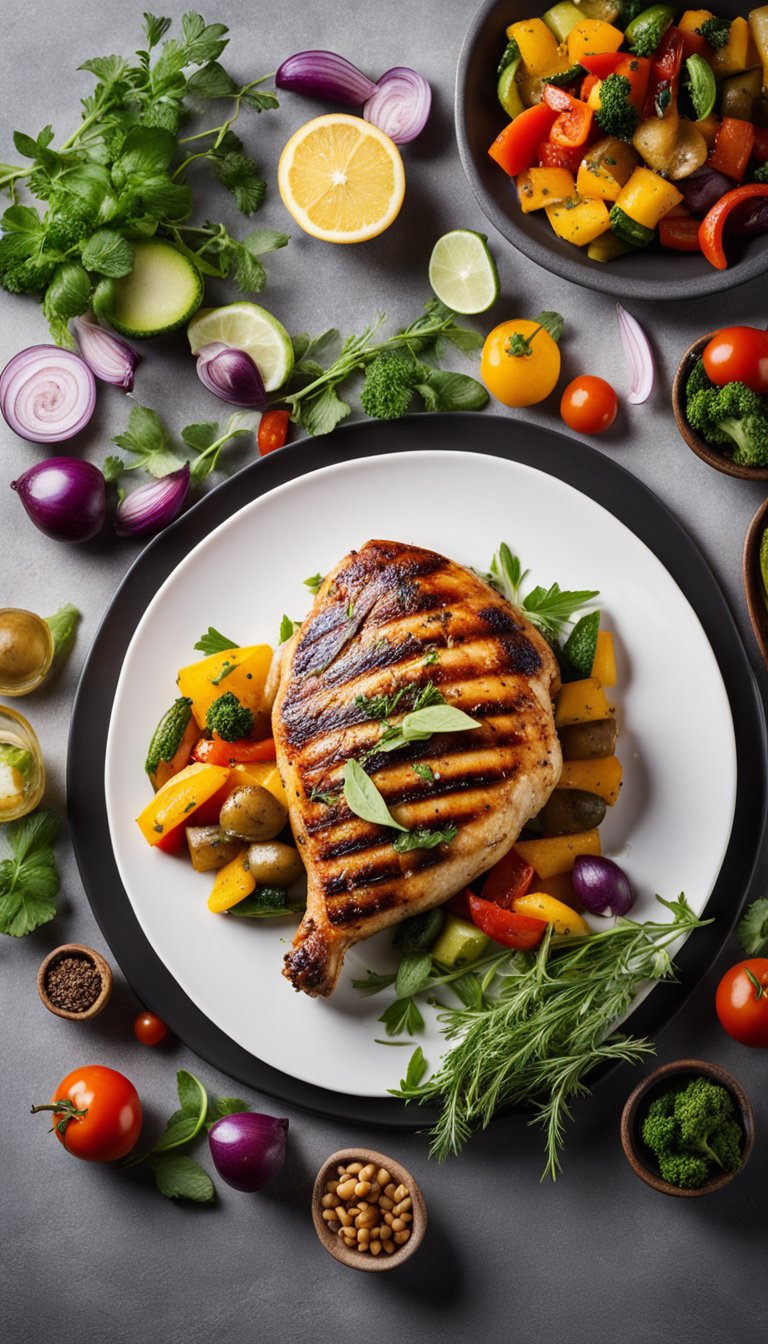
0;345;96;443
364;66;432;144
72;313;141;390
11;457;106;542
196;343;267;408
115;465;190;538
276;50;377;104
616;304;654;406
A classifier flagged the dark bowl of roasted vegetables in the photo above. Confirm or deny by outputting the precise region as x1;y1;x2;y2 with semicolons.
672;324;768;476
456;0;768;299
620;1058;754;1196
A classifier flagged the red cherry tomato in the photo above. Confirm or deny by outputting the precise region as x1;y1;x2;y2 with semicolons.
715;959;768;1047
134;1011;169;1047
257;410;290;455
702;326;768;395
560;376;618;435
34;1065;142;1161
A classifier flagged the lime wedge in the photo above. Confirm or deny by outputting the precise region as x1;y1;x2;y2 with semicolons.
428;230;499;315
187;302;294;392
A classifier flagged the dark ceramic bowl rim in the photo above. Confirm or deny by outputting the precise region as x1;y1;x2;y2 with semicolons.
454;0;768;302
742;494;768;668
672;333;768;480
620;1059;755;1197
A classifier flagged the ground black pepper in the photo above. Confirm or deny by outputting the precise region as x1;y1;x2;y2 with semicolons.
44;954;102;1013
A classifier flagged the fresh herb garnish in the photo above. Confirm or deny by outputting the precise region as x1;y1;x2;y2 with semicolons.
392;823;458;852
108;404;259;484
308;786;340;807
304;572;324;595
44;604;80;671
488;542;598;640
392;895;709;1176
412;762;435;783
423;648;439;666
356;680;445;724
0;13;285;343
738;898;768;956
372;703;479;758
194;626;238;655
0;809;60;937
342;759;408;832
228;886;306;918
279;614;300;644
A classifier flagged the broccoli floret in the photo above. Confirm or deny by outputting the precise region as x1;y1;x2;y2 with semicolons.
641;1078;743;1188
754;162;768;184
697;16;731;49
708;1117;744;1173
674;1076;733;1148
595;75;638;143
627;7;675;58
685;356;714;402
205;691;254;742
360;352;420;421
657;1152;711;1188
686;382;768;467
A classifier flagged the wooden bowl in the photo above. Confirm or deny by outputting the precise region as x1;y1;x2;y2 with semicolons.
621;1059;754;1198
312;1147;426;1271
743;494;768;667
672;334;768;481
37;943;113;1021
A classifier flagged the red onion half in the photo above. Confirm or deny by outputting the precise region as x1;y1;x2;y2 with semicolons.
196;343;267;408
364;67;432;144
72;314;141;390
572;855;635;917
208;1112;288;1192
115;465;190;538
11;457;106;542
0;345;96;443
276;50;378;104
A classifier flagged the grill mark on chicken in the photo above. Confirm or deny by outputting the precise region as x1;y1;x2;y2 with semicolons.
272;539;562;996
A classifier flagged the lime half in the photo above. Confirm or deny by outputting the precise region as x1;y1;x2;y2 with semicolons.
187;302;294;392
428;230;499;315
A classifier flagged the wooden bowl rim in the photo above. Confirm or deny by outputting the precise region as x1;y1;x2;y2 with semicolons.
311;1146;427;1271
37;943;113;1021
620;1058;755;1198
672;334;768;482
743;494;768;669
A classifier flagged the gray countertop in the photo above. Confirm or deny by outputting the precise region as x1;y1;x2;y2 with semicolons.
2;3;767;1342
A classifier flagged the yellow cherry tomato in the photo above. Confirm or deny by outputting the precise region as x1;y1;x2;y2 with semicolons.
480;319;561;407
512;892;590;935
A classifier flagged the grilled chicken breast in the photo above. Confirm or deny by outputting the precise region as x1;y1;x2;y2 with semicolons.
273;540;562;997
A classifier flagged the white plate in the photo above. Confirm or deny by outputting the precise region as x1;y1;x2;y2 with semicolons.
105;450;737;1098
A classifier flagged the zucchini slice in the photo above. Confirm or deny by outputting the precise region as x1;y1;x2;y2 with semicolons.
108;239;203;339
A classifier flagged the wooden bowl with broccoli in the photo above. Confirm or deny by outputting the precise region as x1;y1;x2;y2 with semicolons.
620;1058;755;1196
673;331;768;478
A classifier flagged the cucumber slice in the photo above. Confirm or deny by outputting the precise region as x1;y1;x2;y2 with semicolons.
498;59;524;118
543;63;586;86
543;1;585;42
393;908;446;952
430;913;489;970
562;611;601;682
108;239;203;339
609;205;655;248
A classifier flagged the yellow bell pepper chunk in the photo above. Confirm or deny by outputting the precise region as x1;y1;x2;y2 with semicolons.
567;18;623;63
591;630;617;686
208;848;257;912
555;677;612;727
177;644;273;729
512;892;591;935
230;761;288;811
545;197;611;245
677;9;714;33
508;19;562;75
712;16;752;77
136;761;231;846
514;830;601;878
517;167;576;212
614;167;683;230
558;756;623;805
577;138;638;204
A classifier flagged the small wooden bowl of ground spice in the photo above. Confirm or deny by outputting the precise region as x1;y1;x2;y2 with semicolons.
312;1148;426;1272
37;944;113;1021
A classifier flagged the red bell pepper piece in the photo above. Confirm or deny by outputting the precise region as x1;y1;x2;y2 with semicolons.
488;103;558;176
481;848;535;909
542;85;593;148
468;894;547;951
753;127;768;165
447;887;474;919
537;141;585;172
580;52;624;78
699;184;768;268
192;735;277;767
659;215;702;251
616;56;651;111
709;118;756;183
679;28;707;59
643;26;684;120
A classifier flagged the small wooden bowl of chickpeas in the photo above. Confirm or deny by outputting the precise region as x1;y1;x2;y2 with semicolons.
312;1148;426;1272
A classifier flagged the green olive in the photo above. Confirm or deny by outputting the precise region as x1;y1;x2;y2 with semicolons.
220;784;288;842
538;789;606;835
185;825;241;873
246;841;304;887
558;718;618;760
0;609;53;691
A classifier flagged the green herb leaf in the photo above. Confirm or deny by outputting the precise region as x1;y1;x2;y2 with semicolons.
522;582;599;639
300;384;351;437
80;229;134;277
303;572;323;595
213;151;266;215
379;996;425;1037
177;1069;207;1117
186;60;238;99
342;759;408;831
113;405;185;478
352;967;397;996
228;886;306;918
194;626;238;655
414;368;489;413
738;898;768;957
152;1153;215;1202
395;952;433;999
0;810;60;937
206;1095;251;1129
279;614;300;644
561;610;600;681
45;603;80;667
401;1045;428;1089
536;311;564;342
401;704;479;737
392;823;458;852
412;762;434;783
102;455;125;483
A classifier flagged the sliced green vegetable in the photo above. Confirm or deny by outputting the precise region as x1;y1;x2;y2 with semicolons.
497;58;525;119
228;886;306;918
430;913;489;971
609;206;655;248
144;697;193;780
543;63;586;86
685;55;717;121
562;610;601;681
624;6;675;57
543;1;585;41
393;907;446;952
587;233;637;262
760;527;768;613
108;239;203;339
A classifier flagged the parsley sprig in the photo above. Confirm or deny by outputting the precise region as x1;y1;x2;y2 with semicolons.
0;809;60;937
106;403;259;485
488;542;599;640
0;12;285;343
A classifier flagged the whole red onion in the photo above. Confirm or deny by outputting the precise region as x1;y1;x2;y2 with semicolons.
11;457;106;542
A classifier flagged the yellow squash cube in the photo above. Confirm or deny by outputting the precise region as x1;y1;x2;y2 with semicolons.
514;830;601;878
508;19;563;75
208;848;256;912
136;761;231;846
567;18;623;63
558;756;623;805
512;892;590;935
591;629;617;686
545;197;611;245
177;644;273;729
555;677;613;727
615;168;683;230
517;167;576;212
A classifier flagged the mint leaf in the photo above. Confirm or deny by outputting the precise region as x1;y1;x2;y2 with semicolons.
186;61;238;99
395;952;433;999
0;809;60;937
400;1045;428;1090
45;603;80;666
392;824;458;852
303;572;323;595
738;898;768;956
342;759;408;832
206;1096;251;1129
194;627;238;655
414;368;488;413
113;405;185;478
81;229;134;277
152;1153;215;1202
378;997;425;1037
279;614;300;644
177;1068;208;1117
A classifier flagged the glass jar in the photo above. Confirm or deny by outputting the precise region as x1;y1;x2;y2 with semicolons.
0;609;54;696
0;707;45;821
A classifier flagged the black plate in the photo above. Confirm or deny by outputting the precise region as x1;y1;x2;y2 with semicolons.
455;0;768;302
68;413;766;1127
